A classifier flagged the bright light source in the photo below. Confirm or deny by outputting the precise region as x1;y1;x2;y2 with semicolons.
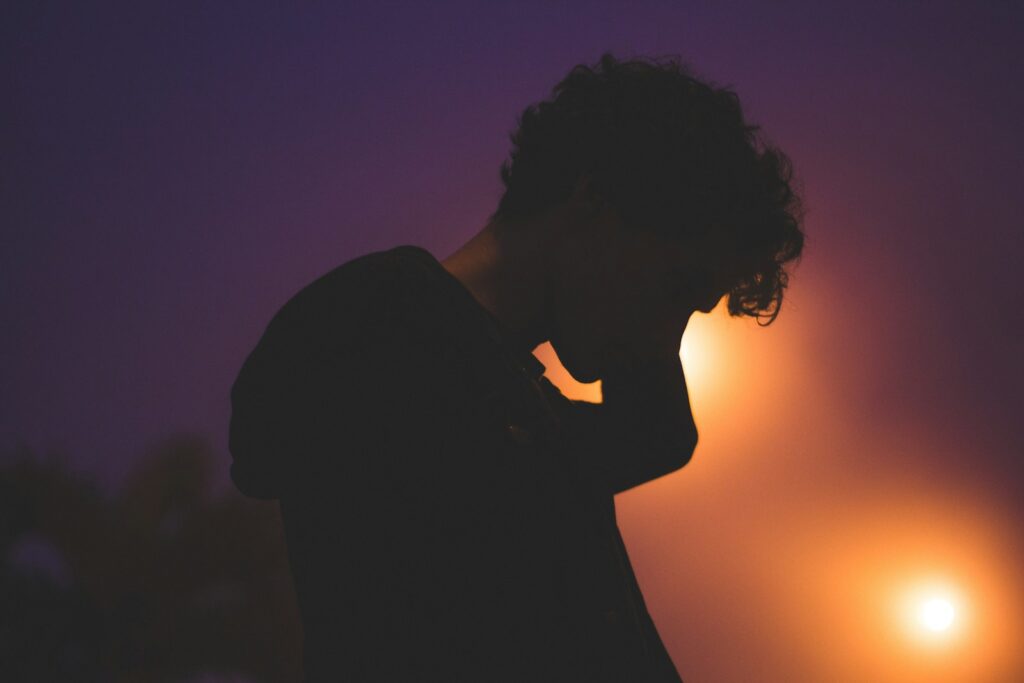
679;316;723;397
895;579;968;646
918;597;955;632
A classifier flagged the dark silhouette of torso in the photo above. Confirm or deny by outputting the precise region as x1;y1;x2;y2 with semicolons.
228;245;684;682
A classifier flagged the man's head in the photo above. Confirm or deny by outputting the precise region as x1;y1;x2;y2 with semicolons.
533;174;740;383
445;52;806;384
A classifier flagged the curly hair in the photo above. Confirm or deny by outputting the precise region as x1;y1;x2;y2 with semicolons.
491;51;806;326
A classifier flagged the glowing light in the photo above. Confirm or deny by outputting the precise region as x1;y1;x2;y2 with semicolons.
678;314;724;399
894;578;969;646
918;597;955;632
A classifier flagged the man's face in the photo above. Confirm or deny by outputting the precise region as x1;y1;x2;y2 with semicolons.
547;215;727;384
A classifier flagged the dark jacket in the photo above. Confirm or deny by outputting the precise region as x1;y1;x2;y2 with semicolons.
228;244;692;682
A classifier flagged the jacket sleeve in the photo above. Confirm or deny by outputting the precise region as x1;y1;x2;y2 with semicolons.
228;307;359;499
227;260;401;500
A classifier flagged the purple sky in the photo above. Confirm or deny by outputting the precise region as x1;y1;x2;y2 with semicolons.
4;2;1022;679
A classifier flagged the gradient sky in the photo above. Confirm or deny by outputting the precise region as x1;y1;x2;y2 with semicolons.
4;2;1022;680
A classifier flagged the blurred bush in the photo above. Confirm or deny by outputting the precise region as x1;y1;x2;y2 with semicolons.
0;435;302;682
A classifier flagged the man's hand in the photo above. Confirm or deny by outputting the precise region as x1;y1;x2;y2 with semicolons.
558;335;698;494
598;342;699;455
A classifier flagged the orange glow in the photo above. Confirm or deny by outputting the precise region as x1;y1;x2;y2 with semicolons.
536;284;1024;681
918;596;955;632
678;311;730;403
893;578;969;646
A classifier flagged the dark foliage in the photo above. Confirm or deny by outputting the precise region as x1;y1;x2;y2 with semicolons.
0;436;302;682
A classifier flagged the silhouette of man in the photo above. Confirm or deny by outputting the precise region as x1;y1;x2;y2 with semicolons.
228;52;804;682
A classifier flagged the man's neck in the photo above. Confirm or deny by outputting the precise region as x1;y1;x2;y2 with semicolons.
440;217;553;354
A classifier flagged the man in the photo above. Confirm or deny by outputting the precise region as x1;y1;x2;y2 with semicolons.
228;52;805;682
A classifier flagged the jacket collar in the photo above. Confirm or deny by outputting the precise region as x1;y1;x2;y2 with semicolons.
391;244;558;436
393;244;547;381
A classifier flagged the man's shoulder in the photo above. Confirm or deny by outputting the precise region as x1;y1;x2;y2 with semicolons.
266;244;440;348
269;245;405;323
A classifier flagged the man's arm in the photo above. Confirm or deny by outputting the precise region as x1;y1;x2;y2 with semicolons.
556;351;698;495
